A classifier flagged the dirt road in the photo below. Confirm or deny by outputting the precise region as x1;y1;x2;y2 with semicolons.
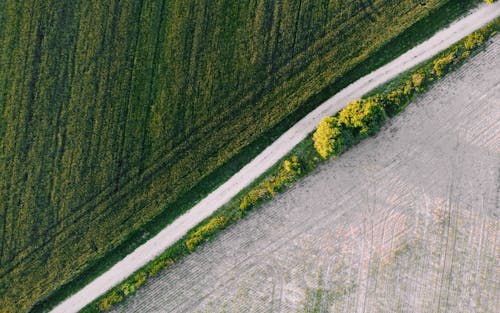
51;3;500;312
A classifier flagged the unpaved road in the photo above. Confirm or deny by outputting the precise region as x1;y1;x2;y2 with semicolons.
51;3;500;312
112;36;500;313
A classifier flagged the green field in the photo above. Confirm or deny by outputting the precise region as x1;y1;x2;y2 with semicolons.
0;0;481;311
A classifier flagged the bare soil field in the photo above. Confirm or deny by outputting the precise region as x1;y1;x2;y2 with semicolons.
112;36;500;313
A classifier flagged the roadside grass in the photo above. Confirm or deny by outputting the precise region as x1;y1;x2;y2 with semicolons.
79;15;500;313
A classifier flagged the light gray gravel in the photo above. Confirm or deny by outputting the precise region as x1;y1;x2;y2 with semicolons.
113;36;500;313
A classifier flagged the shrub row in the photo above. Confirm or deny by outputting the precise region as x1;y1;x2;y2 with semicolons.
96;257;173;311
93;214;228;311
186;217;228;252
92;156;303;312
313;24;496;158
313;100;387;159
240;156;303;212
83;16;499;313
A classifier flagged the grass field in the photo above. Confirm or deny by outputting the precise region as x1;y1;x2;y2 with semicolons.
0;0;482;311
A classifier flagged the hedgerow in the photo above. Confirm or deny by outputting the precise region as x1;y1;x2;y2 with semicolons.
314;23;498;159
240;156;303;212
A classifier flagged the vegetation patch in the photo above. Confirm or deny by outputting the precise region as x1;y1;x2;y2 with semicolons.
314;21;495;158
240;156;303;212
186;217;228;252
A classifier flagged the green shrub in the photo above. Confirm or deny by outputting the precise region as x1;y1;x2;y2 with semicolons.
186;217;228;252
120;283;135;296
133;272;147;288
283;156;301;175
278;156;302;185
411;72;425;89
99;298;111;312
338;100;387;139
372;93;399;117
460;50;471;59
262;179;279;196
239;188;269;211
465;32;485;50
433;51;457;76
99;291;123;311
148;258;174;277
313;117;350;159
240;156;303;210
402;80;413;95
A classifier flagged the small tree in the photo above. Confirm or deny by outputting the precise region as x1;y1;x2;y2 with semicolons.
313;116;349;158
338;99;387;138
239;188;268;211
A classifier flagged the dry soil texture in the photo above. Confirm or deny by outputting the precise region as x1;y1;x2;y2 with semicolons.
112;37;500;313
